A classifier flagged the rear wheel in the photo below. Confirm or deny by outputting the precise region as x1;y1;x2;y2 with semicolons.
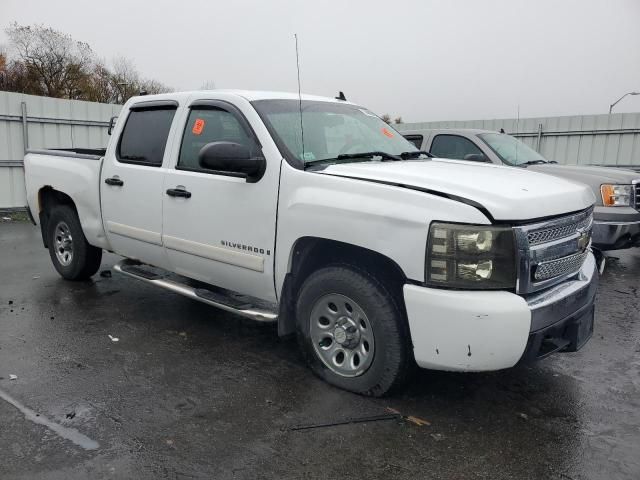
47;205;102;280
296;265;410;396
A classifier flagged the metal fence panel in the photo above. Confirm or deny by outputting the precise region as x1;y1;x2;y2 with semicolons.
3;93;640;209
396;112;640;168
0;91;121;210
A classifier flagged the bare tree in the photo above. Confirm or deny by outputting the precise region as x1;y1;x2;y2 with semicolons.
381;114;392;124
140;77;172;95
81;61;117;103
0;48;6;88
2;23;172;103
394;116;403;124
110;56;139;102
110;56;172;101
5;23;94;98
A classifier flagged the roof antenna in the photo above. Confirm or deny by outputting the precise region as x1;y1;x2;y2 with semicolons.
335;91;347;101
294;33;306;162
515;104;520;164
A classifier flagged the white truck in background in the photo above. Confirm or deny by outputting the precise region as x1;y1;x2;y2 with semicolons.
24;90;598;396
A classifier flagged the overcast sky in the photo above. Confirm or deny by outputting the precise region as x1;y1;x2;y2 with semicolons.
1;0;639;122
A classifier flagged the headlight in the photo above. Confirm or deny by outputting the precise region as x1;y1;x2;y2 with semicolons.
601;184;632;207
426;223;516;289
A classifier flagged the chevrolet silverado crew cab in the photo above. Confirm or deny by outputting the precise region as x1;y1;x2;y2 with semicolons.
401;128;640;251
24;91;598;396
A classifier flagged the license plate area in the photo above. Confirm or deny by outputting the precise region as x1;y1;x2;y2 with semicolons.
564;305;595;352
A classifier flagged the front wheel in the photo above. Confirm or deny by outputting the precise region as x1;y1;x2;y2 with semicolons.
47;205;102;280
296;265;410;396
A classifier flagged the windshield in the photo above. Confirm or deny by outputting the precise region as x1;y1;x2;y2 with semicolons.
252;100;422;165
478;133;547;166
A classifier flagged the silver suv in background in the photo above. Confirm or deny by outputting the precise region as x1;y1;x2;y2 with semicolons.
402;128;640;251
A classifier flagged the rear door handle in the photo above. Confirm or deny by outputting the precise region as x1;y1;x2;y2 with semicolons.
166;187;192;198
104;177;124;186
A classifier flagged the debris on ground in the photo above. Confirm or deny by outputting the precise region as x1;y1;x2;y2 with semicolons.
518;412;529;420
108;335;119;342
430;433;444;441
9;374;18;380
406;415;431;426
100;270;112;278
289;413;400;431
2;217;11;221
179;331;187;337
8;300;13;305
386;407;431;426
289;407;433;431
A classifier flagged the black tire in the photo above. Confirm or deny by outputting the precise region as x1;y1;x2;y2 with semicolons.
47;205;102;280
296;265;410;396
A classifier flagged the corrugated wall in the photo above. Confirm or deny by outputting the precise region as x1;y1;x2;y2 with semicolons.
2;92;640;209
0;91;121;210
396;112;640;167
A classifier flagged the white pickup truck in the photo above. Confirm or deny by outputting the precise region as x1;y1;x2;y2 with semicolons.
24;90;598;396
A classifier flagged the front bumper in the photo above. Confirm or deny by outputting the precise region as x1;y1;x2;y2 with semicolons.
403;252;598;372
592;220;640;250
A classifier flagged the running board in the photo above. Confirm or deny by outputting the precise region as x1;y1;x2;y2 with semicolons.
113;259;278;323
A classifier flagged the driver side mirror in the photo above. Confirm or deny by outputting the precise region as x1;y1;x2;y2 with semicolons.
198;142;265;182
463;153;489;162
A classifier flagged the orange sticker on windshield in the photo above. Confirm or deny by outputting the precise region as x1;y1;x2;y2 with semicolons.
192;118;205;135
382;127;394;138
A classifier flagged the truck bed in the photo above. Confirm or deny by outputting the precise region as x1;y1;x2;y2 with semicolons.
23;149;110;250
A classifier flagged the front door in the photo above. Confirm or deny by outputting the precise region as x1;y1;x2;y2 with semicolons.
161;98;279;301
101;101;178;268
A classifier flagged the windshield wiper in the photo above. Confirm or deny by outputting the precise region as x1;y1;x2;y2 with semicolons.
399;150;432;159
519;160;548;166
304;151;402;170
304;157;377;169
336;151;402;161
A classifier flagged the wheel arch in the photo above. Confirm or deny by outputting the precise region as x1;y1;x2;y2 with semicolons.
277;236;408;336
37;186;78;248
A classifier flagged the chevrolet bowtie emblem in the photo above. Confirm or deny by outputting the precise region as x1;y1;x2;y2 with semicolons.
576;228;590;252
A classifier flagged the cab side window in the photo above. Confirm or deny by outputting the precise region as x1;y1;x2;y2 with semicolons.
403;135;423;149
178;107;258;171
430;134;484;160
117;107;176;166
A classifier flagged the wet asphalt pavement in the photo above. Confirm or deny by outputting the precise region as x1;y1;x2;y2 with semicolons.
0;220;639;480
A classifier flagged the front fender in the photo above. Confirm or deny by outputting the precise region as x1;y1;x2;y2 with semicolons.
274;163;490;294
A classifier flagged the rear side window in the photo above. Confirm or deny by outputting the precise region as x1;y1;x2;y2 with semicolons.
178;107;258;171
117;108;176;166
430;134;483;160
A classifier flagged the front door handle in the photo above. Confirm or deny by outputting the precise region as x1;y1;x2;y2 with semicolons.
166;187;192;199
104;177;124;186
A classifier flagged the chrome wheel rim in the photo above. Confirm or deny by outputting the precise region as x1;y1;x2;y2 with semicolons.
53;221;73;266
309;293;375;377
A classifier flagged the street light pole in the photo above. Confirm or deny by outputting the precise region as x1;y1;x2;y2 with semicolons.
118;82;130;104
609;92;640;114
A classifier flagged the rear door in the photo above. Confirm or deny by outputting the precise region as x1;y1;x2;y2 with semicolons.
161;96;280;301
101;100;178;268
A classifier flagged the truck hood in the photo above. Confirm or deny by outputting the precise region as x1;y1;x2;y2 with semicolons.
526;164;640;184
320;159;595;221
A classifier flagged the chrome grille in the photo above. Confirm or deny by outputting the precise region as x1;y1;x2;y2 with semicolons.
534;251;589;281
527;214;591;245
514;207;593;294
